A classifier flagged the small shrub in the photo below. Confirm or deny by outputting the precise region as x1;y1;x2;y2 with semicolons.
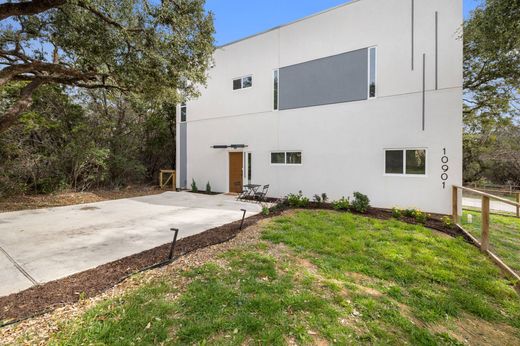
313;194;322;203
262;206;270;216
403;208;428;224
441;216;455;229
351;192;370;213
392;207;402;219
191;179;198;192
287;191;310;208
205;181;211;194
332;197;350;211
321;193;329;203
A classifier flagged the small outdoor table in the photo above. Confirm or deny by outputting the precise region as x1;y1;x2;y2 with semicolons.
242;184;261;200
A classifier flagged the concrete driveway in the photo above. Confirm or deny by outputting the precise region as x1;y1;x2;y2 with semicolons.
463;197;518;214
0;192;261;297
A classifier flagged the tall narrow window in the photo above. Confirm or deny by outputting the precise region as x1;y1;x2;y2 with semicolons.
369;47;377;98
273;69;279;110
247;153;252;184
180;102;187;122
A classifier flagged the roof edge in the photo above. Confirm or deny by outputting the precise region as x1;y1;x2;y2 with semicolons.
217;0;362;49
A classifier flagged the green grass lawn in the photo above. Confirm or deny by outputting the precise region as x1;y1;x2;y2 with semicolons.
48;210;520;345
461;210;520;274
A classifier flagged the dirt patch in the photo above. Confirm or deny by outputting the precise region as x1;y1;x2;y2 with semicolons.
428;315;520;346
0;185;164;213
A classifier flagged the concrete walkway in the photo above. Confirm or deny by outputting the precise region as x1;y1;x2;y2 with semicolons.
462;197;518;214
0;192;262;297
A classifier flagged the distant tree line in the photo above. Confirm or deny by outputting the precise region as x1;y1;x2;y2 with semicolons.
0;0;214;196
463;0;520;185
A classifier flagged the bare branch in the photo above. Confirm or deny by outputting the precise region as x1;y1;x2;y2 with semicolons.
0;0;67;21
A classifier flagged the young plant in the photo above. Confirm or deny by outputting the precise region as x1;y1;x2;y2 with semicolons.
351;192;370;213
191;179;198;192
262;206;270;216
286;191;310;208
321;193;329;203
392;207;402;219
206;181;211;194
313;194;322;203
332;197;350;211
403;208;428;224
441;216;455;229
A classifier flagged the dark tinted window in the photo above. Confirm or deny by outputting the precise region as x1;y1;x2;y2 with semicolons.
385;150;403;174
271;152;285;164
233;78;242;90
286;152;302;164
369;47;376;98
406;150;426;175
180;103;186;122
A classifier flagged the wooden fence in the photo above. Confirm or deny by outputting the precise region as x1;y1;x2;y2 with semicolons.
452;185;520;286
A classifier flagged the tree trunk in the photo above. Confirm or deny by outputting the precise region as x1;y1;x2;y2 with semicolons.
0;79;44;134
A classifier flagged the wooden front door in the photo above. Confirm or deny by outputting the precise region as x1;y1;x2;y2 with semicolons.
229;152;243;193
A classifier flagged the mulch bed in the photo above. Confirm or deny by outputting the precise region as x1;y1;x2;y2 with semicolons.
0;204;466;326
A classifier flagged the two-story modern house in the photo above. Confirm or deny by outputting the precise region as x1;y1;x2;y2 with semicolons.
176;0;463;214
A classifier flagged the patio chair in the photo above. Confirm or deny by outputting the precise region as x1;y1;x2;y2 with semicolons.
236;186;249;200
254;184;269;203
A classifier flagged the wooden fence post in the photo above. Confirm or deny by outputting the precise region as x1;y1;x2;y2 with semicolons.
452;186;458;224
516;192;520;217
481;196;490;252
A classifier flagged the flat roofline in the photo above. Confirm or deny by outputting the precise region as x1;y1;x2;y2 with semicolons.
217;0;362;49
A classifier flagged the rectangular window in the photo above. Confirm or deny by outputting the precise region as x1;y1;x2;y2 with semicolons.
385;149;426;175
273;69;279;110
247;152;252;184
271;152;285;164
271;151;302;165
369;47;377;98
180;102;187;122
233;76;253;90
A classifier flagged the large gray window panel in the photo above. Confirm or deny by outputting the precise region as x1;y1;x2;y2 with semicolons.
279;48;368;110
179;123;187;189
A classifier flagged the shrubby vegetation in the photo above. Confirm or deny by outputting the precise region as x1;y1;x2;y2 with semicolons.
286;191;310;208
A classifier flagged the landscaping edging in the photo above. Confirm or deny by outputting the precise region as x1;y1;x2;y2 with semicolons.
0;205;471;327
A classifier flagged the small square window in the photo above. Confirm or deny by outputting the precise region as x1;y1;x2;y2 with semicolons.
406;150;426;175
286;152;302;164
385;150;404;174
242;76;252;88
233;79;242;90
271;152;285;164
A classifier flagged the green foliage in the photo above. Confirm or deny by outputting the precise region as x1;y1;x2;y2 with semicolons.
261;206;270;216
313;193;329;204
392;207;403;219
286;191;310;208
441;216;455;229
205;181;211;194
332;197;350;211
351;192;371;213
402;209;428;224
191;179;198;193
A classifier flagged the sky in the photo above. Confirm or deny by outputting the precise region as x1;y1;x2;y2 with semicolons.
205;0;483;46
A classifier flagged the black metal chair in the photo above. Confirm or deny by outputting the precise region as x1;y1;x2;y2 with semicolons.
254;184;269;203
237;186;249;201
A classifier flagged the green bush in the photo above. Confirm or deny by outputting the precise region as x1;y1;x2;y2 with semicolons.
313;194;322;203
262;206;270;216
321;193;328;203
392;207;402;219
351;192;370;213
205;181;211;194
441;216;455;228
403;208;428;224
191;179;198;192
312;193;329;204
286;191;310;208
332;197;350;211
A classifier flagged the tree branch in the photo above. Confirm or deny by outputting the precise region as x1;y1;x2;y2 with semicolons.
0;0;67;21
0;79;44;134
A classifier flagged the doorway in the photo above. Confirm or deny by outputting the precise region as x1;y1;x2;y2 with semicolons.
229;152;243;193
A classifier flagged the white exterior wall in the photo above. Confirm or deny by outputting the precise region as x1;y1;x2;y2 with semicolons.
177;0;463;214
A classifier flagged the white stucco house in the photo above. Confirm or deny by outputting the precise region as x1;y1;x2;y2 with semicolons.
176;0;463;214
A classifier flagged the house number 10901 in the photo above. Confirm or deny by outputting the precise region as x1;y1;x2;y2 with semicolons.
441;148;449;189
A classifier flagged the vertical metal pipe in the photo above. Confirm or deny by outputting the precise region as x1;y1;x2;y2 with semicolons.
240;209;247;230
422;53;426;131
168;228;179;260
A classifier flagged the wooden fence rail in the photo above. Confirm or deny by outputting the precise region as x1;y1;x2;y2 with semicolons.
452;185;520;286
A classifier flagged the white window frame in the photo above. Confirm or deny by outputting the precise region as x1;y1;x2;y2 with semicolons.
273;69;280;111
270;151;303;166
383;148;428;177
233;75;253;90
368;46;377;99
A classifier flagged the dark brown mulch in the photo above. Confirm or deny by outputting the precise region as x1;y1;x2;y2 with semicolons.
0;203;464;326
